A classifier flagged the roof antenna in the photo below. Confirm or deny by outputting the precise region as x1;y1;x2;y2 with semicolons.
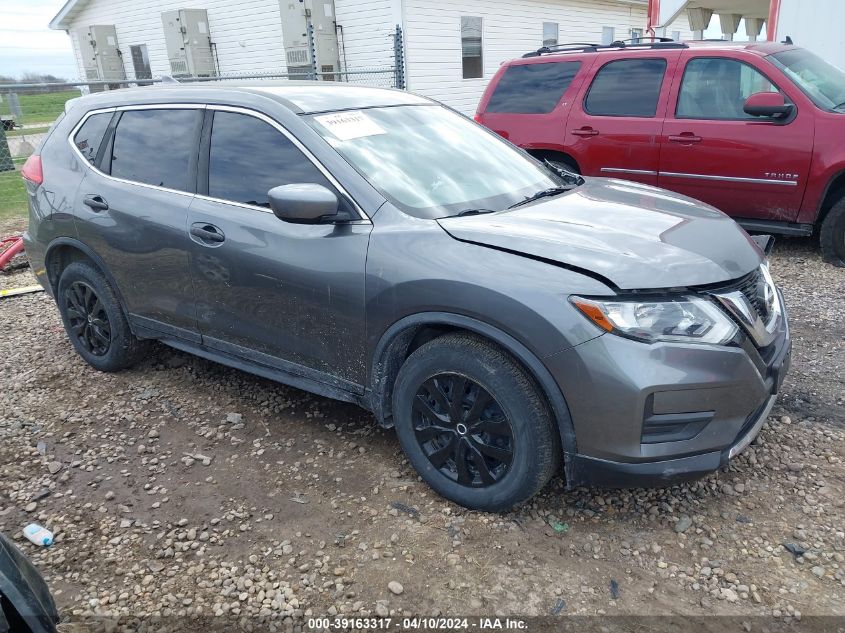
782;35;793;45
160;75;181;84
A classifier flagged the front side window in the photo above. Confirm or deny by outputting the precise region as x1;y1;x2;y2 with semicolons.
487;61;582;114
110;109;200;191
770;48;845;112
677;57;779;119
542;22;558;47
308;105;566;218
585;58;668;117
208;111;334;208
73;112;111;165
461;16;483;79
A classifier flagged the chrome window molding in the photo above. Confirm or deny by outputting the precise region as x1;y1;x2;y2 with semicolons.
67;104;204;200
67;103;370;221
205;104;369;221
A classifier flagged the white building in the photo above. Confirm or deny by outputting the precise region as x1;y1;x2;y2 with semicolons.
653;0;845;71
49;0;697;114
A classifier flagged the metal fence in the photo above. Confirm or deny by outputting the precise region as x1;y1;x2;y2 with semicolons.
0;40;406;173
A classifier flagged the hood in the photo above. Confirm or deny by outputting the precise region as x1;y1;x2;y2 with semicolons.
437;178;762;290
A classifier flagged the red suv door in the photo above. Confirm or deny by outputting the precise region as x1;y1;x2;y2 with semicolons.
659;51;814;222
564;50;682;185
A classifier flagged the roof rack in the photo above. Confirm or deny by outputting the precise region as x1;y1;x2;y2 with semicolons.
522;38;688;58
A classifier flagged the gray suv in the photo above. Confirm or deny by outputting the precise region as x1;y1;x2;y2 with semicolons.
22;83;791;511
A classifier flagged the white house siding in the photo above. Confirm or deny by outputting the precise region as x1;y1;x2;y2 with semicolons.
333;0;401;72
63;0;288;80
401;0;649;114
660;11;696;42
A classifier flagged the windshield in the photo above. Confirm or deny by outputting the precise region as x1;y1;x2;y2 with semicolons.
306;105;567;218
770;48;845;112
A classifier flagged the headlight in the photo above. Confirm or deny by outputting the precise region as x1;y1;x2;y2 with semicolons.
571;295;738;345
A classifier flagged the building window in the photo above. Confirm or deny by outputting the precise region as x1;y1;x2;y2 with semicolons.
631;28;643;44
129;44;152;83
601;26;615;45
672;30;681;42
461;16;483;79
542;22;558;47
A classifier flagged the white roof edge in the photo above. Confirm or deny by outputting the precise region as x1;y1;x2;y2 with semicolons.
49;0;86;30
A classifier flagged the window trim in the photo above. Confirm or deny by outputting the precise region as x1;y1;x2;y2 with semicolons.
197;105;368;221
67;104;203;199
67;103;368;221
71;109;115;168
583;57;669;118
674;56;795;123
542;21;558;47
460;16;484;80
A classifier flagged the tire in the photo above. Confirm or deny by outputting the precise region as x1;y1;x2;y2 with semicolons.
392;333;561;512
56;261;147;371
820;196;845;267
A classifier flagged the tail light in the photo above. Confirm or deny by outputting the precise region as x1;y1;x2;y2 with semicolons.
473;114;482;123
21;155;43;185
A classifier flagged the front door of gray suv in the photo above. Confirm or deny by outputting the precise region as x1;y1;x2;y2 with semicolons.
188;109;372;389
74;107;203;341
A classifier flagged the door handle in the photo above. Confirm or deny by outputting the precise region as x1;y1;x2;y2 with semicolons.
190;224;225;243
572;127;599;137
668;133;702;144
83;195;109;211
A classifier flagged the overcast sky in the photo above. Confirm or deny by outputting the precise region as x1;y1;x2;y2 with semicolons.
0;0;76;79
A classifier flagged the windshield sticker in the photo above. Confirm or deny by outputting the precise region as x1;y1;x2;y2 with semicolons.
314;111;387;141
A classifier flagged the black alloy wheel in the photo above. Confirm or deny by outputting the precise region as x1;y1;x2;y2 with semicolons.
64;281;112;356
413;373;515;487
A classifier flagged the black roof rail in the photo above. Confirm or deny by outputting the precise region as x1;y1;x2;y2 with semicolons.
522;42;599;58
522;39;688;58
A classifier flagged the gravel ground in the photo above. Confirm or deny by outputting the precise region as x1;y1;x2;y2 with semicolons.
1;217;844;630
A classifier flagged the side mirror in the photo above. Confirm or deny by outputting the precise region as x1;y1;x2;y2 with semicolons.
267;183;339;223
743;92;794;119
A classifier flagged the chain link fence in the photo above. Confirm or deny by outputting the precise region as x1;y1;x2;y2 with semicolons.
0;62;403;173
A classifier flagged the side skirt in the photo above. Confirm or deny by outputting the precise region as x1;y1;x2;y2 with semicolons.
130;317;369;409
735;219;813;237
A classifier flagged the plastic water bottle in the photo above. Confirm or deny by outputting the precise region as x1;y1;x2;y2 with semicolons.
23;524;53;547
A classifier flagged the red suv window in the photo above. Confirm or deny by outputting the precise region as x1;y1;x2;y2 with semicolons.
486;61;582;114
584;58;668;117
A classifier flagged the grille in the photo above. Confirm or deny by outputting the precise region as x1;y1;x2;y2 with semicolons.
736;268;764;318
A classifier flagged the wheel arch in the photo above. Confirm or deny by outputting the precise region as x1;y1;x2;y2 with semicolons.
44;238;131;323
818;169;845;225
368;312;578;459
525;148;581;174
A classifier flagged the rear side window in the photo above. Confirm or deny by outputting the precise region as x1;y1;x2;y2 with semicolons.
585;58;668;117
110;109;200;191
486;61;581;114
207;111;334;208
73;112;111;165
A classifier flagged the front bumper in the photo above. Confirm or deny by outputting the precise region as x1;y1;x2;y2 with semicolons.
551;289;791;489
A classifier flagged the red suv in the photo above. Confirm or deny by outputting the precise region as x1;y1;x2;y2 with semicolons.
476;40;845;265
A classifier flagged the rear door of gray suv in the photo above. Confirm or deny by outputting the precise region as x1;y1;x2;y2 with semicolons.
71;105;203;341
187;106;372;389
